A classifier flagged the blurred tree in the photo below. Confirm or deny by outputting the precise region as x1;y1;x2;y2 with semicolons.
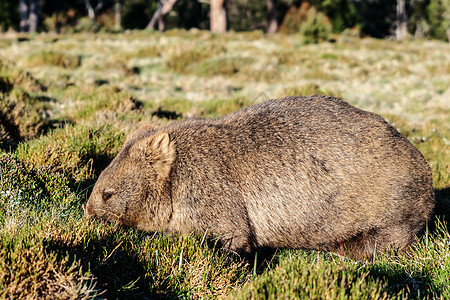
121;0;155;29
408;0;429;38
165;0;209;30
352;0;396;38
19;0;39;32
396;0;408;40
147;0;178;31
0;0;19;31
211;0;227;32
267;0;278;33
427;0;450;41
321;0;358;32
115;0;121;30
278;2;311;33
227;0;273;31
85;0;96;24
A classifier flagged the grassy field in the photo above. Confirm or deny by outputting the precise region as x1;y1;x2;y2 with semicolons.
0;30;449;299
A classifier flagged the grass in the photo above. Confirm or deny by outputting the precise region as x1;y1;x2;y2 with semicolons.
0;30;449;299
24;50;81;69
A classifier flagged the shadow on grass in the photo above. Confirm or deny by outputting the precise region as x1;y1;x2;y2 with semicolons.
44;232;179;300
0;116;74;152
151;107;182;120
245;247;281;276
433;187;450;231
70;153;115;202
368;264;437;299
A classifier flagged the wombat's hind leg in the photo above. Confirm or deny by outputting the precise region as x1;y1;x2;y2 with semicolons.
339;225;416;259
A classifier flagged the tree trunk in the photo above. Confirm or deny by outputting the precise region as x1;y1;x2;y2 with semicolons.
28;0;38;32
115;0;121;30
210;0;227;33
148;2;163;30
267;0;277;33
395;0;407;40
19;0;29;32
19;0;38;32
147;0;178;31
86;0;96;24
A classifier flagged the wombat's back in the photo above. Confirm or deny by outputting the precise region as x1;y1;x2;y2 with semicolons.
166;96;434;258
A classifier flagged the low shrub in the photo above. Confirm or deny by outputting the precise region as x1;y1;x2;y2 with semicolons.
14;123;126;186
195;57;251;77
278;2;332;43
25;50;81;68
0;232;99;299
71;87;143;121
165;44;226;74
0;153;73;213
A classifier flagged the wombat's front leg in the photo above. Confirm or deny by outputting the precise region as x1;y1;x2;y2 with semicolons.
221;232;253;255
209;221;254;255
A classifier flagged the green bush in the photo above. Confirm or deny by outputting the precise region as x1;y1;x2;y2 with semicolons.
42;10;79;33
0;93;53;149
0;65;55;149
71;87;143;121
0;153;74;213
195;57;250;77
321;0;359;33
152;97;253;119
427;0;450;41
278;3;332;43
299;6;333;44
0;230;98;299
166;48;210;74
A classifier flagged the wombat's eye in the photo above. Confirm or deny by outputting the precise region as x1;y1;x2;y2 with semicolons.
102;189;115;202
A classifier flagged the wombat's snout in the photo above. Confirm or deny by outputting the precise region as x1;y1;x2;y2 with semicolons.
84;199;94;219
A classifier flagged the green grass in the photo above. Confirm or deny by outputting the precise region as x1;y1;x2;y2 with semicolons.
0;30;449;299
14;123;126;189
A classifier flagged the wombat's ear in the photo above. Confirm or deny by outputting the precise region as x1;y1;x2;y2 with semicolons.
135;132;175;179
149;132;172;156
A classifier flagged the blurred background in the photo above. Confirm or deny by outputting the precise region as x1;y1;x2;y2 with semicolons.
1;0;449;41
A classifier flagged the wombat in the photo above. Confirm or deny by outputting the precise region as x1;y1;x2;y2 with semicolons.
85;95;435;258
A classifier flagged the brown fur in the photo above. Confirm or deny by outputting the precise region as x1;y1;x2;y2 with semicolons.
85;95;435;259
